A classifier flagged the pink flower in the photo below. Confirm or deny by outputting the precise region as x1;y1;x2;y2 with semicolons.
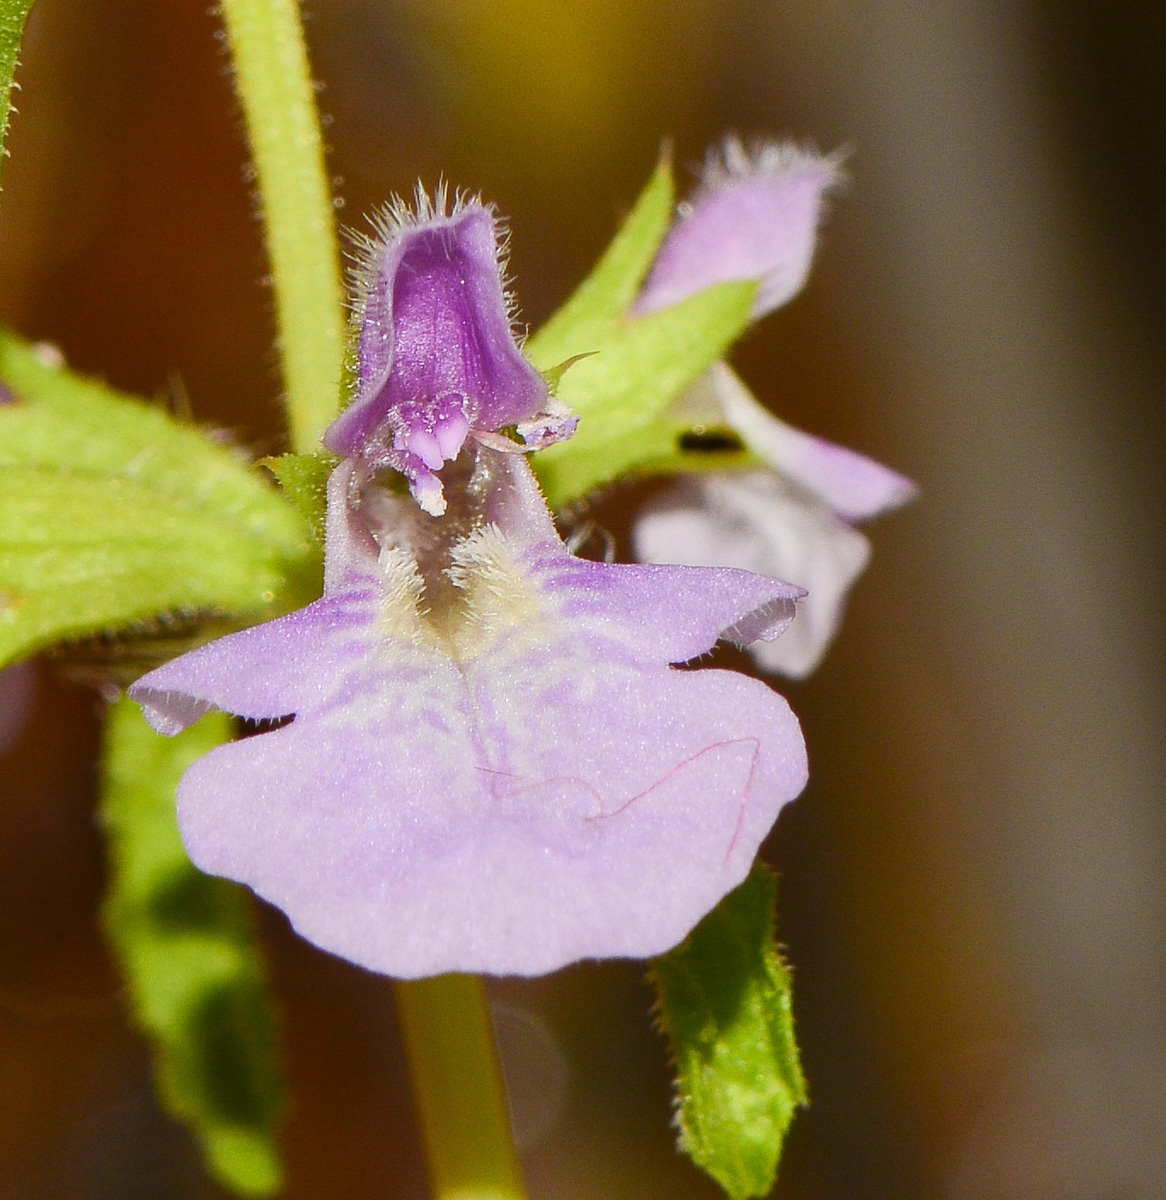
130;192;809;978
632;140;915;677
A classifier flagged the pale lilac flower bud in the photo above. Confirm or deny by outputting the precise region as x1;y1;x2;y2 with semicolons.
635;139;842;320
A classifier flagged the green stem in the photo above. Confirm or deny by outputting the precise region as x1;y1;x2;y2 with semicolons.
396;976;527;1200
0;0;36;195
220;0;345;454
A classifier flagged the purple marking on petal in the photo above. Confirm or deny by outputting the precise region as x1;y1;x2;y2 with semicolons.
635;140;841;320
324;201;548;473
137;449;808;977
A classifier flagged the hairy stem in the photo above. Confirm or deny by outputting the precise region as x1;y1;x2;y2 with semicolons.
220;0;345;453
396;975;527;1200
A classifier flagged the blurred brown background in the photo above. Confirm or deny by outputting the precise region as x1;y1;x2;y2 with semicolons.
0;1;1164;1197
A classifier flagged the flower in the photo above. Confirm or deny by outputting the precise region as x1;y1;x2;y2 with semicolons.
129;192;809;979
635;139;841;321
131;451;808;978
324;189;575;516
635;363;915;678
631;139;915;677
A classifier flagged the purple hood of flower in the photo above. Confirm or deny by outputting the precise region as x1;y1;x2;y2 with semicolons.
635;140;842;320
130;451;808;978
323;194;572;515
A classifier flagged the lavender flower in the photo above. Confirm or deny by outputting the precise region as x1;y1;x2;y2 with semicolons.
636;363;915;678
632;140;915;677
131;452;807;977
130;194;809;978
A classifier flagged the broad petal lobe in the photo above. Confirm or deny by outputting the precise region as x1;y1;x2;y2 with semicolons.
136;452;808;977
176;659;802;977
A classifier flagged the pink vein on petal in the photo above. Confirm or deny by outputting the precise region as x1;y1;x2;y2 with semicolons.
585;736;760;826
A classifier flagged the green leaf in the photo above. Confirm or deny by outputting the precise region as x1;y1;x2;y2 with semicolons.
0;0;35;195
649;864;806;1200
530;280;756;507
526;152;674;369
101;697;285;1197
0;331;320;666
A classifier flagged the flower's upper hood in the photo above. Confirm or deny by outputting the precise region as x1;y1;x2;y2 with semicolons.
324;194;571;515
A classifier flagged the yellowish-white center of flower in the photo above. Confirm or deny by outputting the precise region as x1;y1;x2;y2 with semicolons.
375;524;543;662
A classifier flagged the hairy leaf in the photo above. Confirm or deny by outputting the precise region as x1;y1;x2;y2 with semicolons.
0;0;35;194
650;864;806;1200
262;450;337;545
0;332;318;666
101;697;284;1197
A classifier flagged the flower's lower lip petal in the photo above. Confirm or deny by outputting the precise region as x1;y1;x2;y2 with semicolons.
129;590;378;735
175;664;805;979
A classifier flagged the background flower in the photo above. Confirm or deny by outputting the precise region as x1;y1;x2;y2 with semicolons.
635;362;916;677
629;142;914;677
